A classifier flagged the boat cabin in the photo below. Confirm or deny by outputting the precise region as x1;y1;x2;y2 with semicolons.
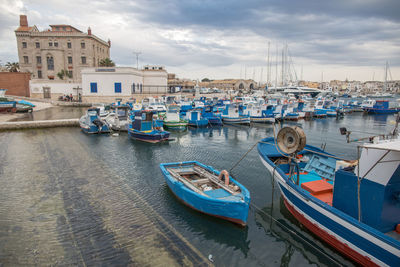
132;111;154;131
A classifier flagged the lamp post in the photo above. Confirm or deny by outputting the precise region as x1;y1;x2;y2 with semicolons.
133;51;142;69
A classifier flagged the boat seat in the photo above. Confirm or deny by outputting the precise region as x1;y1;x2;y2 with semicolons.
191;178;209;184
301;179;333;206
301;179;333;195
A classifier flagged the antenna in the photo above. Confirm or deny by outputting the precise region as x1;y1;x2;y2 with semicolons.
133;51;142;69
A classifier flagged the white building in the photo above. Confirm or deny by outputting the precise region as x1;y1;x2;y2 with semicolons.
81;66;167;102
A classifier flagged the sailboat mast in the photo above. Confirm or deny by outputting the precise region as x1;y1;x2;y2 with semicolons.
384;61;388;92
267;41;270;86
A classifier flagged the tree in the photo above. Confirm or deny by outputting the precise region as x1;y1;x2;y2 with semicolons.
201;78;211;82
99;58;115;67
56;69;72;80
5;62;19;72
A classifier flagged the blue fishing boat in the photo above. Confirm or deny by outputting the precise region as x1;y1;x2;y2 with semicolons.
79;108;111;134
202;106;223;125
222;104;250;125
258;126;400;266
160;161;250;226
127;111;170;143
184;108;208;127
363;100;400;114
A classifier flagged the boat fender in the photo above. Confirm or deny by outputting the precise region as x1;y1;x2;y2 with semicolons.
218;170;230;186
396;224;400;234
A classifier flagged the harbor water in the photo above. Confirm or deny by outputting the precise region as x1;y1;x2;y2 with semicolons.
0;109;396;266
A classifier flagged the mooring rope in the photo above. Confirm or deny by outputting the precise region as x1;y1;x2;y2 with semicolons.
249;201;344;266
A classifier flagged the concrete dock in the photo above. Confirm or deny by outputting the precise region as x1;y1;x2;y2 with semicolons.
0;119;79;130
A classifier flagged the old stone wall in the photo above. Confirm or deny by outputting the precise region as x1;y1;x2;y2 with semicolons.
0;72;31;97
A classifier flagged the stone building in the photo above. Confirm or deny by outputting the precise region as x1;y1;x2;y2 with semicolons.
15;15;110;83
200;79;257;91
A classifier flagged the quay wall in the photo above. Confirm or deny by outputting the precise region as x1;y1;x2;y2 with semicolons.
0;119;79;130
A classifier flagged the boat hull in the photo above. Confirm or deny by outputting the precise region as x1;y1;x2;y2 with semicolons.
363;108;400;114
250;116;275;123
258;139;400;266
160;162;250;226
164;121;188;131
128;129;170;143
188;119;209;127
80;123;111;134
222;116;250;125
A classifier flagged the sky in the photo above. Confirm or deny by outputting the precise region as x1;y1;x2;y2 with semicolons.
1;0;399;83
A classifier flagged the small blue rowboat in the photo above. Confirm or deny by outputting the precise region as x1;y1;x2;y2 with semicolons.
160;161;250;226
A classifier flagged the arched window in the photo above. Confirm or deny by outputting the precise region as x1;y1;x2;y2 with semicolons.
132;83;135;94
140;84;143;93
47;55;54;70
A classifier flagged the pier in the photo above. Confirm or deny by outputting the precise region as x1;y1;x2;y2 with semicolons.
0;118;79;130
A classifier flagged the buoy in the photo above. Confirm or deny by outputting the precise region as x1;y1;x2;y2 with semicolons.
208;254;214;262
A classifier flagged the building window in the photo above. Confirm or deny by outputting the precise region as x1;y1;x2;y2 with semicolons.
36;56;41;64
38;70;42;79
23;56;29;64
114;82;122;93
56;26;60;31
132;83;135;94
47;56;54;70
81;42;85;49
68;56;73;64
67;42;72;48
22;42;27;48
81;56;86;64
140;84;143;93
68;71;73;78
90;82;97;93
35;42;40;48
63;26;66;31
49;42;53;47
54;42;58;47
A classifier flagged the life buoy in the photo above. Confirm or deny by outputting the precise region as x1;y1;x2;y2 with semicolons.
218;170;230;186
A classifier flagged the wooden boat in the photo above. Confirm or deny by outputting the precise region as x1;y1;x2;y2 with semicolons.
221;104;250;125
258;126;400;266
127;111;170;143
363;100;400;114
79;108;111;134
159;161;250;226
163;105;188;131
184;109;209;127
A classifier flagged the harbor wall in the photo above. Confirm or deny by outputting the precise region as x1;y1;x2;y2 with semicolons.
0;72;31;97
30;80;81;100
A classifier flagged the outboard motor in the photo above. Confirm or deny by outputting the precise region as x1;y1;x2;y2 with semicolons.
92;118;104;131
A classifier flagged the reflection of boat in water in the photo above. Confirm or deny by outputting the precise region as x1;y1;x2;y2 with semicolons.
254;198;351;266
160;161;250;226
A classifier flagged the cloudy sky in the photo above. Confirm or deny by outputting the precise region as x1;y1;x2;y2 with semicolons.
1;0;399;83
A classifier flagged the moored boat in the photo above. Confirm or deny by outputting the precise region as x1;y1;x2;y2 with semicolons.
163;105;188;131
159;161;250;226
79;108;111;134
363;100;400;114
222;104;250;125
127;111;170;143
257;126;400;266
